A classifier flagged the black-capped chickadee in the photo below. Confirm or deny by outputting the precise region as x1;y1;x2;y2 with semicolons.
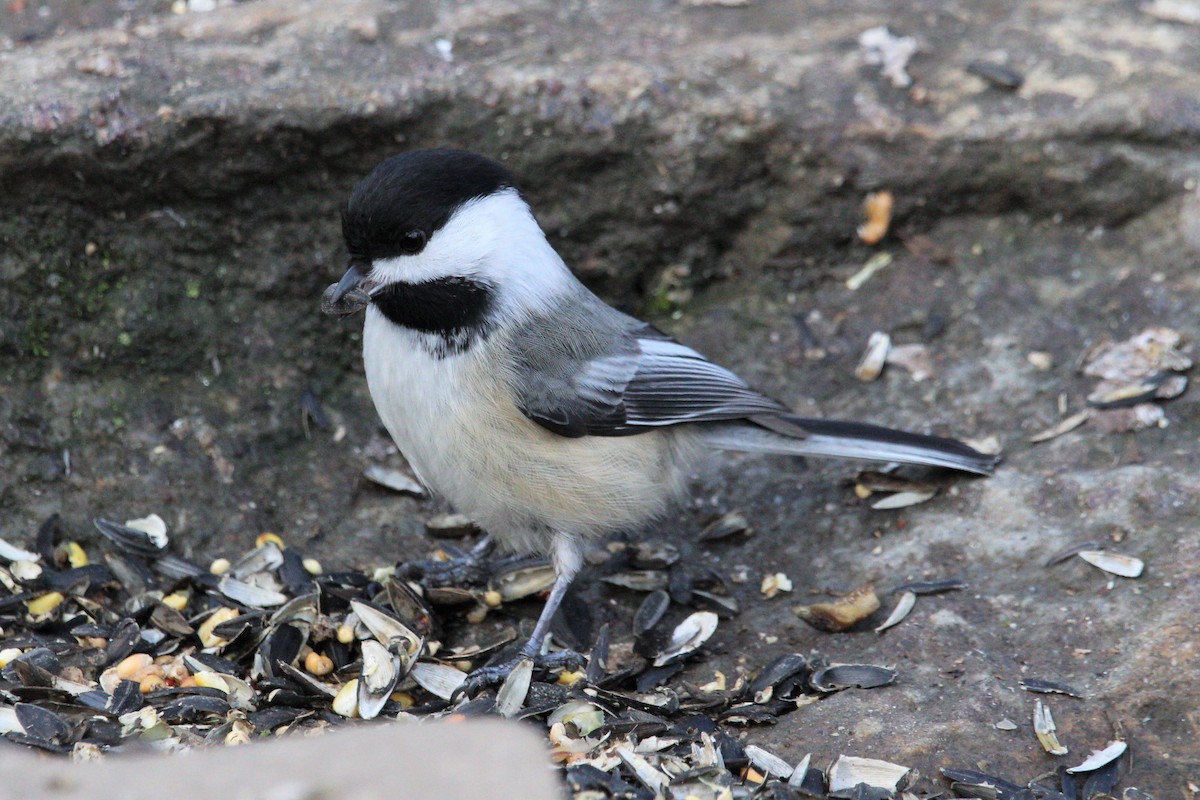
324;148;998;691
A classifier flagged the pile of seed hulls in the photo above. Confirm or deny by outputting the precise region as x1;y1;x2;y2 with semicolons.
0;513;1142;799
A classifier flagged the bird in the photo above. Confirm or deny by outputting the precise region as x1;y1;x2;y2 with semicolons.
323;148;999;693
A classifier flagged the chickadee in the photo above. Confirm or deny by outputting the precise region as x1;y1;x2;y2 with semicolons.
324;148;998;690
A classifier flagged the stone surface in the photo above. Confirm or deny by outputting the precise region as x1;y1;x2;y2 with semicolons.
0;719;559;799
2;0;1199;794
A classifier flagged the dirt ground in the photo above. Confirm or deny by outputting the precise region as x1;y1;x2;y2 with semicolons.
2;0;1199;794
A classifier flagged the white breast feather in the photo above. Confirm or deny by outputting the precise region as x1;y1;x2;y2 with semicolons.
363;308;697;555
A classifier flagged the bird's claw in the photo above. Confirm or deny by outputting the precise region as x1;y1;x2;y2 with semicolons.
452;649;585;702
397;537;498;587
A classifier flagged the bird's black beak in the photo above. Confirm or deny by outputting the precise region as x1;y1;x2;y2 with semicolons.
331;265;364;303
320;264;372;317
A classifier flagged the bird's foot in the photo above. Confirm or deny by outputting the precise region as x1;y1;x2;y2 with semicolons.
397;536;499;587
453;649;585;701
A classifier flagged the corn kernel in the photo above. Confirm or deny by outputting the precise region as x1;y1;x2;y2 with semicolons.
66;542;88;568
115;654;154;681
256;532;285;549
304;651;334;677
27;592;64;616
198;607;240;648
332;679;358;718
162;591;189;612
139;673;168;693
556;669;585;686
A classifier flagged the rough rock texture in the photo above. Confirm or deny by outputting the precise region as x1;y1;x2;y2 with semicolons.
2;0;1199;793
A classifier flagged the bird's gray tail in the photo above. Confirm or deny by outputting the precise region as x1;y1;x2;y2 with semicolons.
699;415;1000;475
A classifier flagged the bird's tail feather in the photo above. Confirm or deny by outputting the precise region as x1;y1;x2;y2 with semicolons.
699;415;1000;475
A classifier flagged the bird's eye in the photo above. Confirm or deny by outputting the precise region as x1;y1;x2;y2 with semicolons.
397;229;427;255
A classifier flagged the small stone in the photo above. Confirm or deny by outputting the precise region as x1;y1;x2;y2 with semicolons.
1027;351;1054;371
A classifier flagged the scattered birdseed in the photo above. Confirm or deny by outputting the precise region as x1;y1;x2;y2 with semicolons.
1077;549;1145;578
1033;700;1068;755
0;512;1153;796
966;60;1025;90
857;190;894;245
793;583;880;632
1020;677;1084;698
855;332;892;381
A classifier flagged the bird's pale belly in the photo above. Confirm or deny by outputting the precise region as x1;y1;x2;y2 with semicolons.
363;313;694;555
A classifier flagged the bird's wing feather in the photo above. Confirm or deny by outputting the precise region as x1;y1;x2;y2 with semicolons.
513;310;786;437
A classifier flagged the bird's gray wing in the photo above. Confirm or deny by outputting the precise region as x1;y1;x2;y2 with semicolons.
512;307;786;438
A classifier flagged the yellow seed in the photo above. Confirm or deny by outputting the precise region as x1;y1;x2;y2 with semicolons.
198;607;240;648
193;671;229;694
27;592;64;616
66;542;88;568
332;679;359;718
81;636;107;649
179;675;199;688
390;691;414;709
256;532;285;549
482;590;503;608
304;651;334;677
465;604;488;624
556;670;585;686
10;560;42;582
0;647;24;668
224;720;252;747
162;591;189;612
335;623;355;645
453;660;473;673
163;656;189;683
302;558;323;576
139;673;167;694
209;558;231;576
116;654;155;681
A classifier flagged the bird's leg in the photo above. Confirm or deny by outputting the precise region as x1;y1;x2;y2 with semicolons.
453;536;586;699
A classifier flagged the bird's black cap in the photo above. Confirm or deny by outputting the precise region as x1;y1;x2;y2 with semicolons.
341;148;521;263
